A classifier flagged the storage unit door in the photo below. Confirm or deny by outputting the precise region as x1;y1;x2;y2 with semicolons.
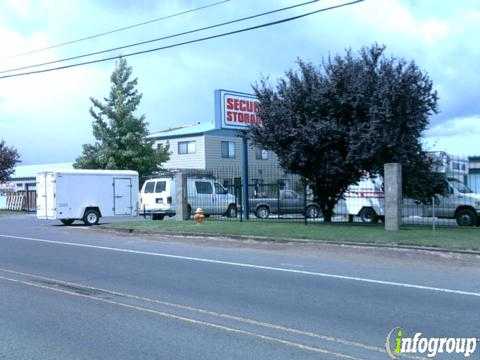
114;178;133;215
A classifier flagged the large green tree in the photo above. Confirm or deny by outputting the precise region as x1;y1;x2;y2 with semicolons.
0;140;20;183
250;44;442;222
75;58;168;179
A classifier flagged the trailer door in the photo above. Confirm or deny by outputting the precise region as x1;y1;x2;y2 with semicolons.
113;178;132;215
37;172;56;219
36;173;47;218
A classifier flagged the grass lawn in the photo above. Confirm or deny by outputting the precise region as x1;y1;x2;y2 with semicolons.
102;220;480;252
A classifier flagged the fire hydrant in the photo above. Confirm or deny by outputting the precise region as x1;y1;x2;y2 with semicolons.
193;208;205;224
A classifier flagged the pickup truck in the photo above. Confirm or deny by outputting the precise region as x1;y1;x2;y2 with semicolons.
249;190;320;219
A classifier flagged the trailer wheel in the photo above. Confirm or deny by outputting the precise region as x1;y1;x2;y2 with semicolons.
152;213;165;221
83;209;100;226
60;219;75;226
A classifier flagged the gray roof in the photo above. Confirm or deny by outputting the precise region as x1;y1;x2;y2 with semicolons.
148;122;216;139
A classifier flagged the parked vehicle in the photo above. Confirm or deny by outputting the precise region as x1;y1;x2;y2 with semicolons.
344;177;385;223
423;178;480;226
36;170;139;226
249;189;320;219
139;177;237;219
345;176;480;226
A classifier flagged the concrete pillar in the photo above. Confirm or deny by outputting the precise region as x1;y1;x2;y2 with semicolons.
384;163;402;231
175;173;189;221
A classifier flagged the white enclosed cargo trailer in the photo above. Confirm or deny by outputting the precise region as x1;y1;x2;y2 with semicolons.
36;169;139;225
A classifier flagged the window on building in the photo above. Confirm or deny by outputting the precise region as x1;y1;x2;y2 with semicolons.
178;141;196;154
144;181;155;193
255;147;269;160
155;181;166;193
221;141;235;158
195;181;213;194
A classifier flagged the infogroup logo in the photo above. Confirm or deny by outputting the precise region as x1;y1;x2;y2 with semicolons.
385;327;478;359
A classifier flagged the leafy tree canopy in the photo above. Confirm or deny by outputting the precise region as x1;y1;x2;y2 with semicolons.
0;140;20;183
74;58;169;180
250;44;440;221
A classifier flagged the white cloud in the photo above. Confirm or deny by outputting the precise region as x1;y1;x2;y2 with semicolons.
348;0;450;45
424;116;480;155
1;0;480;163
5;0;31;17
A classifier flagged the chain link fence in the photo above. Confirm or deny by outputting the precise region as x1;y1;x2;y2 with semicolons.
177;156;480;228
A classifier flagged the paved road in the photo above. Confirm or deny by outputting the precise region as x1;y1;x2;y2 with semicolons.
0;214;479;359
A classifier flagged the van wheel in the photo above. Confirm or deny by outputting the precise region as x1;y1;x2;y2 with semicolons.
186;205;192;220
255;205;270;219
358;207;378;223
456;209;477;227
225;204;237;218
305;205;320;219
83;209;100;226
60;219;75;226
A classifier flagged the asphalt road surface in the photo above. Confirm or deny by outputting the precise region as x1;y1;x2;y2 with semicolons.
0;214;479;359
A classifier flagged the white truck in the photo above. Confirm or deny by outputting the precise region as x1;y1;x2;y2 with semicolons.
140;177;237;219
37;169;139;225
344;177;385;223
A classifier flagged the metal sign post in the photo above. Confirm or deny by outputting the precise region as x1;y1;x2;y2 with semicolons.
242;133;250;220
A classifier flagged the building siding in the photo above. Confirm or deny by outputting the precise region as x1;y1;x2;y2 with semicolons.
154;135;206;170
204;134;287;184
150;129;295;187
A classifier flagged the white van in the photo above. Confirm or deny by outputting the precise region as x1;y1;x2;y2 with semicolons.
37;169;139;225
140;177;237;219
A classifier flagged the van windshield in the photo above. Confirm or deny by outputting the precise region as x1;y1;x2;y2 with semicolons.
449;179;473;194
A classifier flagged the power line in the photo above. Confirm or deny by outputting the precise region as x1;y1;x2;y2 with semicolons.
0;0;322;74
0;0;365;80
4;0;232;59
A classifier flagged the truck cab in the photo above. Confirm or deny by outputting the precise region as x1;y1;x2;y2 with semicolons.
424;178;480;226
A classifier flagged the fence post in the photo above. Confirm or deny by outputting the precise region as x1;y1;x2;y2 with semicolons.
175;172;189;221
277;180;281;219
25;184;29;212
304;181;307;226
239;184;243;222
384;163;402;231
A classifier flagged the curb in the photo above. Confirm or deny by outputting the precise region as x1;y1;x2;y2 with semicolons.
98;226;480;256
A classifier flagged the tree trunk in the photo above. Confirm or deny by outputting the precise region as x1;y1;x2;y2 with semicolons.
319;197;336;223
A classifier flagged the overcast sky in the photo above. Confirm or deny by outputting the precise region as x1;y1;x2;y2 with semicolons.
0;0;479;165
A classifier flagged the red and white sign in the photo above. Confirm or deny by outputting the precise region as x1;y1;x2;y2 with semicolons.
215;90;261;130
